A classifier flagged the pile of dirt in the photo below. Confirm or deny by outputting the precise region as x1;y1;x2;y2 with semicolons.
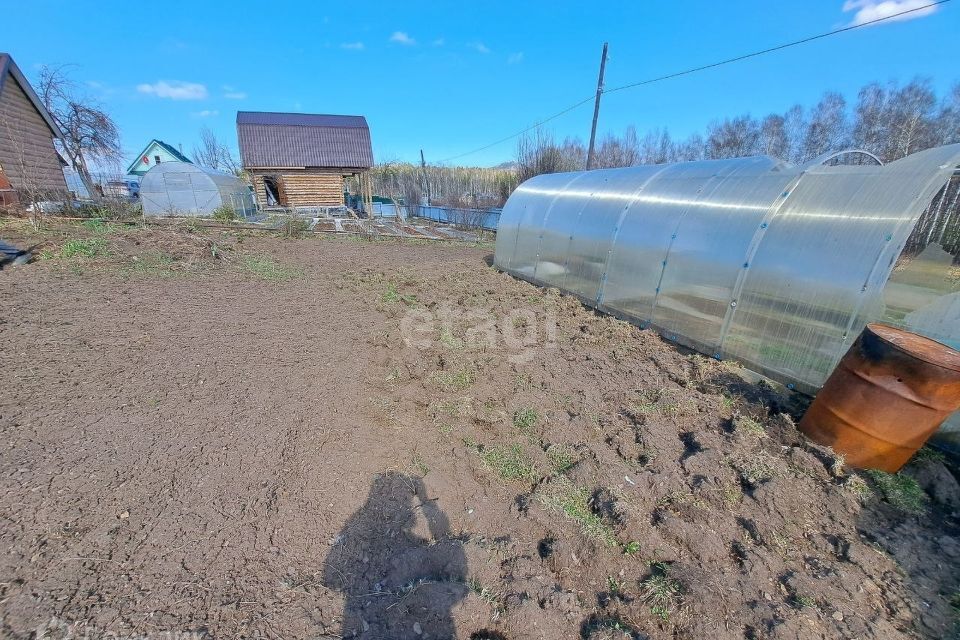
0;219;957;639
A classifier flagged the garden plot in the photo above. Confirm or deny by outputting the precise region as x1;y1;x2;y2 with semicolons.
0;218;957;640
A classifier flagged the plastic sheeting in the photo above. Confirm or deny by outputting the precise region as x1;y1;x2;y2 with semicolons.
140;161;256;217
495;145;960;448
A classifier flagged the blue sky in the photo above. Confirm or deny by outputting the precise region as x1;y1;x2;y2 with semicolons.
4;0;958;168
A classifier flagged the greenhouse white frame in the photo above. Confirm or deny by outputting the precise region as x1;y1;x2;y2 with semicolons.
140;161;256;218
494;144;960;449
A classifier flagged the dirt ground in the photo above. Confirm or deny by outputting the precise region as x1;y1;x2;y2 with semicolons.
1;218;959;640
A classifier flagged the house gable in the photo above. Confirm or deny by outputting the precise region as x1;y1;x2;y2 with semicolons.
0;53;68;193
126;139;191;176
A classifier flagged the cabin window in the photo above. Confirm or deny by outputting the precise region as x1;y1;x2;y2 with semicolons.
154;155;162;164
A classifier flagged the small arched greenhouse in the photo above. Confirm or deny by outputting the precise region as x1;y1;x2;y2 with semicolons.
494;145;960;450
140;161;256;218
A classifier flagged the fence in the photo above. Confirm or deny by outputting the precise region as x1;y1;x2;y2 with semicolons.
368;202;501;230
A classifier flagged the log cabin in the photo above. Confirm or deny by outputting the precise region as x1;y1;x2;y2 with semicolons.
0;53;68;199
236;111;374;212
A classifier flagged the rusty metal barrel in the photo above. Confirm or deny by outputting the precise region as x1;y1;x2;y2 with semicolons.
799;323;960;472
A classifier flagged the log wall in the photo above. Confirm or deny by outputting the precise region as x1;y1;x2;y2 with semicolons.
0;73;67;194
251;169;349;208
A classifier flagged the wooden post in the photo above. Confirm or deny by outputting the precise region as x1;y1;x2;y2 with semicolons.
366;172;374;220
420;149;431;206
585;42;609;171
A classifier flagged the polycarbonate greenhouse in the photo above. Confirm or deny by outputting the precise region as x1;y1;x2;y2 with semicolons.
494;144;960;449
140;161;256;217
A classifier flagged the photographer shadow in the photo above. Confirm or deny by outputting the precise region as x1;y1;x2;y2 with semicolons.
323;472;468;639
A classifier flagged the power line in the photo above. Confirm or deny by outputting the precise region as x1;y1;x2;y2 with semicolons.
605;0;951;95
437;0;950;164
437;95;595;163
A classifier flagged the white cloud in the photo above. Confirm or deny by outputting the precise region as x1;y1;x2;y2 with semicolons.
507;52;524;65
193;109;219;118
341;41;365;50
222;86;247;99
389;31;416;45
432;37;445;46
137;80;208;100
842;0;939;26
468;42;491;54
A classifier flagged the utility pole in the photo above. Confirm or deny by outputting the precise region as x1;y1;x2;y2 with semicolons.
420;148;431;205
585;42;608;171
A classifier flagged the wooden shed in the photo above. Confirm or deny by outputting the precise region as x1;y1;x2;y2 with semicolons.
0;53;68;198
236;111;374;211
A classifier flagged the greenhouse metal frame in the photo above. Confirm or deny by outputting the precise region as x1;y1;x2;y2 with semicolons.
140;161;256;218
494;144;960;447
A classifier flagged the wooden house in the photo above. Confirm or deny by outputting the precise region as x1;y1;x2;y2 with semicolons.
0;53;68;198
126;139;192;178
236;111;374;211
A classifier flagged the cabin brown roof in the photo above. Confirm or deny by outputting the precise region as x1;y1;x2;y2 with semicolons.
0;53;64;139
236;111;373;170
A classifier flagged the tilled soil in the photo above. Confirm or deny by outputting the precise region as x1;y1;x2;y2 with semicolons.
0;220;958;640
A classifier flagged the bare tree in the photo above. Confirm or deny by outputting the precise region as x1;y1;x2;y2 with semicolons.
595;126;641;168
782;105;807;164
706;116;761;159
800;92;848;161
497;76;960;203
936;83;960;146
675;133;706;161
852;83;887;157
759;114;790;160
515;129;585;183
884;79;937;161
37;65;121;200
637;128;674;165
192;126;241;175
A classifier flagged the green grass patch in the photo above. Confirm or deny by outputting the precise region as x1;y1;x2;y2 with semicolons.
381;283;417;305
466;577;503;610
843;473;873;500
790;593;817;609
539;478;616;546
640;562;684;622
432;368;474;392
478;443;536;483
912;446;946;464
546;444;577;474
124;251;179;277
240;255;304;282
212;205;236;222
733;415;766;437
439;327;464;349
721;482;743;507
865;470;929;514
514;372;533;391
733;454;778;489
81;219;123;234
512;407;538;435
411;453;429;477
60;237;107;258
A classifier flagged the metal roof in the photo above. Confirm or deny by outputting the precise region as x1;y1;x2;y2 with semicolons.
0;52;65;140
236;111;373;170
